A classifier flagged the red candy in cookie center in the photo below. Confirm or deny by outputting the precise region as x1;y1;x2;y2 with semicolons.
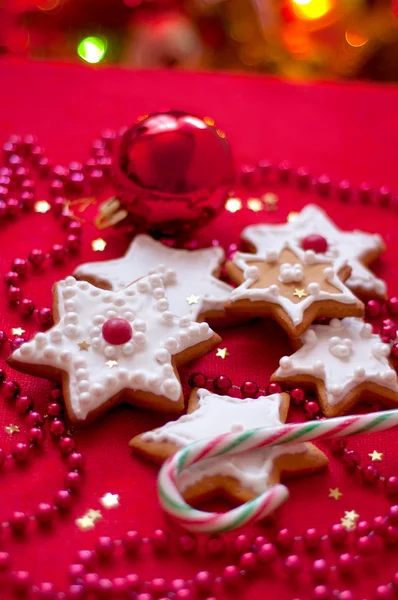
301;234;328;254
102;318;132;345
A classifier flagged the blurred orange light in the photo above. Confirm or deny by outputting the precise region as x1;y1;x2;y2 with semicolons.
345;30;368;48
292;0;332;21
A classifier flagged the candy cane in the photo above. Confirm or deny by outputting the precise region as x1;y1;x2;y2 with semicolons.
157;409;398;533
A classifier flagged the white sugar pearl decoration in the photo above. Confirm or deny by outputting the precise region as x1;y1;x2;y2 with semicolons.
360;323;373;338
65;313;78;325
148;374;161;388
269;284;279;296
79;392;90;405
265;250;278;263
78;380;90;392
279;356;292;370
307;282;320;295
103;293;113;303
134;320;146;332
165;337;178;353
105;374;117;387
245;265;259;280
90;327;101;337
179;316;191;328
124;287;135;296
330;384;342;397
162;364;174;377
188;324;200;337
19;343;33;357
304;250;316;264
162;311;174;323
155;349;170;364
179;331;188;345
91;337;101;349
157;299;169;312
104;345;117;359
130;371;146;386
122;343;134;356
133;332;146;345
64;324;77;338
165;268;177;284
342;338;353;349
372;343;390;360
123;311;135;322
329;336;341;347
35;332;47;347
91;383;105;397
117;368;129;381
106;310;117;319
65;276;76;286
163;378;180;397
93;315;106;326
65;300;76;312
113;297;125;307
381;370;396;382
78;281;89;290
330;318;342;329
60;351;71;362
149;274;162;288
76;368;88;380
62;287;76;299
153;287;165;300
90;288;101;297
50;330;62;343
354;367;365;380
199;322;210;335
303;329;317;346
324;267;335;281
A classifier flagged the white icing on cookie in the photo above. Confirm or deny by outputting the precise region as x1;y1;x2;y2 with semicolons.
242;204;386;297
11;276;215;421
142;390;307;495
230;244;359;326
74;235;233;321
274;317;398;406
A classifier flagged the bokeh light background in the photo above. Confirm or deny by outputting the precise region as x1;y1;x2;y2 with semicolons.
0;0;398;81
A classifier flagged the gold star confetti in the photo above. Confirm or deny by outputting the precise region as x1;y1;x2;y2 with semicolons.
75;515;96;532
69;197;96;213
34;200;51;214
204;116;215;126
341;516;357;531
293;288;308;299
91;238;107;252
369;450;383;462
344;509;359;522
100;493;120;509
78;341;90;351
105;360;118;369
247;198;263;212
216;347;229;359
329;487;343;500
263;193;279;212
5;424;20;435
86;509;103;522
186;295;200;305
11;327;25;336
287;211;299;223
225;198;242;213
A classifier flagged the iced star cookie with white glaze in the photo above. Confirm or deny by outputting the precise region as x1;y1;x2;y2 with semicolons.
130;389;328;505
225;243;364;338
7;275;221;423
271;317;398;418
240;204;386;300
74;234;233;325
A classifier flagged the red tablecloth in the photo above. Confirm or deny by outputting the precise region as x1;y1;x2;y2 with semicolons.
0;60;398;600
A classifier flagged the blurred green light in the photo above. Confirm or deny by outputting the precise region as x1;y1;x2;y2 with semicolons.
77;36;107;64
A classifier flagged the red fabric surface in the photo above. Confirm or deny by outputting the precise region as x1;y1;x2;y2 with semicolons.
0;60;398;599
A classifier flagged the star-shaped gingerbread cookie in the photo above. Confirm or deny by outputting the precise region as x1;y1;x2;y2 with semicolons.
241;204;386;300
74;234;233;324
7;275;221;423
271;317;398;417
130;389;328;505
225;244;363;337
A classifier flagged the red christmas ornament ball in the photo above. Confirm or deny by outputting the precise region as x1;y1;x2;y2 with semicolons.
108;111;235;235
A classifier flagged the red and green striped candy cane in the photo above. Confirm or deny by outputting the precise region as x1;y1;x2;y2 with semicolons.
157;408;398;533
